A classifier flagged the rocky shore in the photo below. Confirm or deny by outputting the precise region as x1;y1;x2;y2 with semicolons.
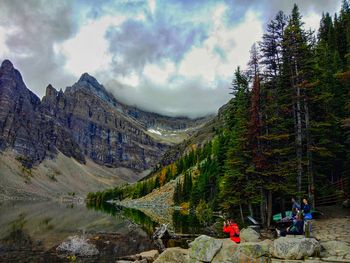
116;229;350;263
114;187;350;263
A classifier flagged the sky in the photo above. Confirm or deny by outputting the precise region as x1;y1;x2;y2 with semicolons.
0;0;342;118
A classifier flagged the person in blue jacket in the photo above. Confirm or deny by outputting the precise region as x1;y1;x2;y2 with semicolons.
302;198;312;220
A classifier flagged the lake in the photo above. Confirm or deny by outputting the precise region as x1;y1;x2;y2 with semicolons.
0;201;213;262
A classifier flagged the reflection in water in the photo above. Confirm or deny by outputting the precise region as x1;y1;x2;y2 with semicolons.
86;200;219;249
0;201;156;262
0;200;218;262
0;212;61;262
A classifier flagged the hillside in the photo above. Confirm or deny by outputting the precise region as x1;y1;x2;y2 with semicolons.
0;150;146;200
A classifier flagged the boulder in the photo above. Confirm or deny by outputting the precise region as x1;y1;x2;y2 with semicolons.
189;235;223;262
116;254;142;261
154;247;189;263
140;249;159;262
273;237;320;260
240;227;261;242
212;239;271;263
233;242;271;263
320;240;350;258
212;238;238;263
260;239;274;256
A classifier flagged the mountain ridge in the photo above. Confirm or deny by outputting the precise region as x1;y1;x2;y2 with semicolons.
0;59;211;172
0;59;213;199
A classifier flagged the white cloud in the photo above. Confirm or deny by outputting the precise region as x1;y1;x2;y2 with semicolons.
119;72;140;87
143;60;175;85
0;27;9;57
303;12;321;32
179;9;263;85
179;47;217;83
148;0;156;16
56;15;126;77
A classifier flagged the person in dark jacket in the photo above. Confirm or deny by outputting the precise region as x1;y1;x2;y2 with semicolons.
287;212;304;235
223;219;240;243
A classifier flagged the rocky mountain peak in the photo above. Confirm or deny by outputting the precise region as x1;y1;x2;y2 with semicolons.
63;72;119;110
76;72;105;91
78;72;98;84
65;72;110;98
45;84;58;97
1;59;14;71
0;59;24;84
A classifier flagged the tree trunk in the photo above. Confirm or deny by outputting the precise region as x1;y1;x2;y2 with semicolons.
267;190;273;228
260;188;266;226
239;203;244;223
294;61;303;200
248;203;254;217
304;98;315;208
281;198;286;218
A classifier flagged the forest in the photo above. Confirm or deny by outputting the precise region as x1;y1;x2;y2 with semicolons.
87;2;350;227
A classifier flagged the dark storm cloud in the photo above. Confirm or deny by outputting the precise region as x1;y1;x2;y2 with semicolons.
105;11;208;75
0;0;78;94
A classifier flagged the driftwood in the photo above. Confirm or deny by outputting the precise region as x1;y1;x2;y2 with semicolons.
153;224;170;240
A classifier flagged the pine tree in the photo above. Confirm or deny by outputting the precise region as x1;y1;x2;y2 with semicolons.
259;11;294;226
220;67;251;220
282;4;315;201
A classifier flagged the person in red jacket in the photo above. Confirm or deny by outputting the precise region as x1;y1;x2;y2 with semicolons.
223;219;240;243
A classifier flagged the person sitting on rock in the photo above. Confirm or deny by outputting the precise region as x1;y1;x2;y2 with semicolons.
223;219;240;243
286;212;304;235
302;198;312;220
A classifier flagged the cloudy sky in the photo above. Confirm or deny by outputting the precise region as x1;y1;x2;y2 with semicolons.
0;0;342;117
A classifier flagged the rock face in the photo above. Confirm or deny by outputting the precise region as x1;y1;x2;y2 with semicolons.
234;242;271;263
153;247;188;263
211;239;271;263
189;235;223;262
0;60;85;167
272;237;320;260
0;60;208;173
41;74;166;171
240;227;261;242
211;238;238;263
155;236;272;263
320;240;350;259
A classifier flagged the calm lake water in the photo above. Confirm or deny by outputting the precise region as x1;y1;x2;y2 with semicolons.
0;201;211;262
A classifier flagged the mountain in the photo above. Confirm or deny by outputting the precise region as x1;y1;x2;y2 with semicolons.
154;100;229;169
0;59;210;199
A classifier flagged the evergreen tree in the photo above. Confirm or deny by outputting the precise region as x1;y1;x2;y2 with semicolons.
220;67;251;221
282;4;315;200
